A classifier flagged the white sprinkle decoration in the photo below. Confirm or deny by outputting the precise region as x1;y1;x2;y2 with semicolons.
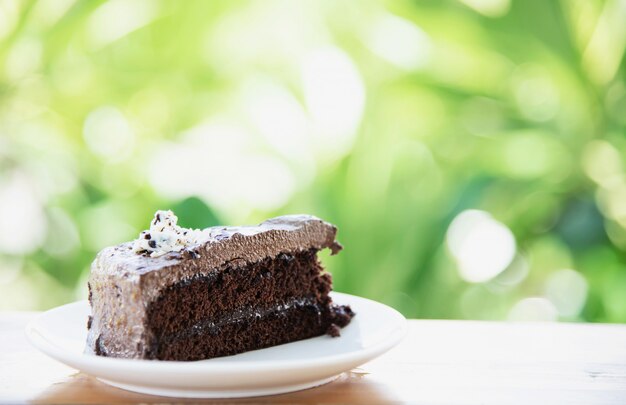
132;210;205;257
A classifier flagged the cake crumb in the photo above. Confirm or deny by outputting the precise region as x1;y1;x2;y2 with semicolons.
326;323;341;337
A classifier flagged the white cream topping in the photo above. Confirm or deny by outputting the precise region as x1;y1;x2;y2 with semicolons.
132;210;206;257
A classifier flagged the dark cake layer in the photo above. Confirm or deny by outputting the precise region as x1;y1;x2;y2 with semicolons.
145;249;332;337
138;249;352;360
147;301;338;361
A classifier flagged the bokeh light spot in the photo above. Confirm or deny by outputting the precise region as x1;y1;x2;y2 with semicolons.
5;38;42;81
459;0;511;17
0;257;22;286
447;210;517;283
301;46;365;164
0;0;19;40
86;0;159;48
0;172;47;254
582;140;622;187
242;77;313;172
366;14;431;70
148;121;296;216
545;269;588;318
83;106;135;162
513;67;560;122
508;297;558;321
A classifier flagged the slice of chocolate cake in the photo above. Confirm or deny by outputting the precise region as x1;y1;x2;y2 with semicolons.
86;211;354;361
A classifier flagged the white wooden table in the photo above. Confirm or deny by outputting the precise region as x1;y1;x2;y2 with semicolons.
1;313;625;404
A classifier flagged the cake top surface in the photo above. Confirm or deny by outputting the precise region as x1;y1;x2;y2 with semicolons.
92;211;341;279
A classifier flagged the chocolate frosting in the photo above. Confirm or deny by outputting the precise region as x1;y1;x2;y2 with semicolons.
86;214;342;357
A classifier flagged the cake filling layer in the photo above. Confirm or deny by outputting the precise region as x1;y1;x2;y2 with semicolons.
154;297;321;344
145;303;338;360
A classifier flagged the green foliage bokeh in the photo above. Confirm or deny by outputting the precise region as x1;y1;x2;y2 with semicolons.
0;0;625;322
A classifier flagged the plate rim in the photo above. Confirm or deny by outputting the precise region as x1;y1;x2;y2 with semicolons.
26;292;408;374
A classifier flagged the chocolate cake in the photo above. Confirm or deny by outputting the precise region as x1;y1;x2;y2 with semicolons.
86;211;354;361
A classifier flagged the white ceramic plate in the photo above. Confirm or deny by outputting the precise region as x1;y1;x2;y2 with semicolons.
26;292;406;398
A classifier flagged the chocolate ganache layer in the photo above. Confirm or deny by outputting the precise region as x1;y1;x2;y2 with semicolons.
86;213;354;360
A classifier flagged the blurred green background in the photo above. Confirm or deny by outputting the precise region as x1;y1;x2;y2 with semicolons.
1;0;625;322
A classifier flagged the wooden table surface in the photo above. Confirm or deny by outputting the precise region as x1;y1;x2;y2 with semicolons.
2;312;626;405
